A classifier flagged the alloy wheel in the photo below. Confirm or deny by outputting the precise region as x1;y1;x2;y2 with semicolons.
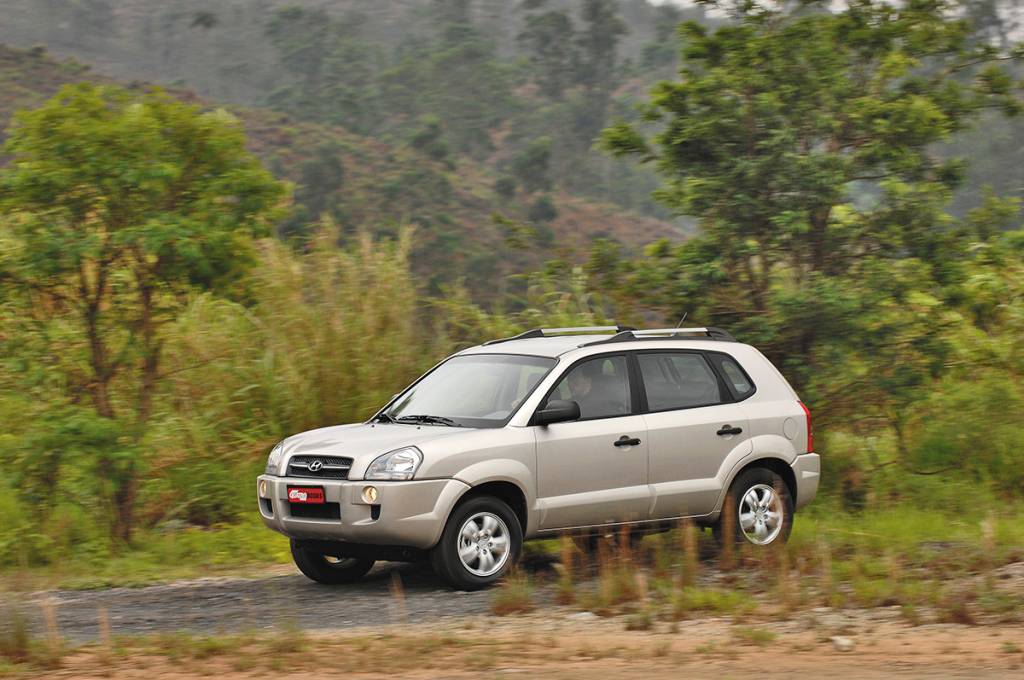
737;483;784;545
457;511;511;576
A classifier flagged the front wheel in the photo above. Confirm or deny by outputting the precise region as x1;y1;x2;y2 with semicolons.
430;496;522;590
713;467;793;547
290;540;375;585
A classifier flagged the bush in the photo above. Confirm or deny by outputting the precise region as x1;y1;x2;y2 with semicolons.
494;175;517;199
527;195;558;224
907;372;1024;494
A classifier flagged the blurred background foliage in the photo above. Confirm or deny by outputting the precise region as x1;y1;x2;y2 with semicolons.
0;0;1022;581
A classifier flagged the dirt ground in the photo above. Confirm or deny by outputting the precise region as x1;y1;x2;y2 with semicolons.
36;609;1024;680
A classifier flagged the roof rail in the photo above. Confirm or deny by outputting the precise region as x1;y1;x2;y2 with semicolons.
578;326;736;347
483;325;637;346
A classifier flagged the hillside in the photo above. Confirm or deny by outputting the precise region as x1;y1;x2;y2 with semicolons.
0;43;685;292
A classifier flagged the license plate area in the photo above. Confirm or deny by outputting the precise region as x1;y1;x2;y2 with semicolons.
287;486;325;504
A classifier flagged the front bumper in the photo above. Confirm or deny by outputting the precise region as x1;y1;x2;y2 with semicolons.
791;453;820;510
257;475;469;549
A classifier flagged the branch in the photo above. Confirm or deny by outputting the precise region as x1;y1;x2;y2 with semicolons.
157;352;235;380
0;270;78;307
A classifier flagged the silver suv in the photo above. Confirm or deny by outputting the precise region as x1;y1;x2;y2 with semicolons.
257;326;820;589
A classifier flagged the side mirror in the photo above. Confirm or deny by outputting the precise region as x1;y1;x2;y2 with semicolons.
534;399;581;426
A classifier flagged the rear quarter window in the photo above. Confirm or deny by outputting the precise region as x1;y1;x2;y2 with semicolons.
708;353;755;400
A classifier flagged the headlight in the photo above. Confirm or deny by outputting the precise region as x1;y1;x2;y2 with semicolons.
365;446;422;481
266;441;285;475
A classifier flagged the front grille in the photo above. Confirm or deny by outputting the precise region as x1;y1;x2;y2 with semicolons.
286;455;353;480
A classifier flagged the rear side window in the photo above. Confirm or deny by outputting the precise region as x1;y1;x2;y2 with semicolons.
708;353;755;400
637;353;722;411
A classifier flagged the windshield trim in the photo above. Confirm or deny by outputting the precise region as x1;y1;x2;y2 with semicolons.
371;352;560;429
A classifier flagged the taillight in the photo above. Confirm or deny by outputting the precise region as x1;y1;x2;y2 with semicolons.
798;401;813;453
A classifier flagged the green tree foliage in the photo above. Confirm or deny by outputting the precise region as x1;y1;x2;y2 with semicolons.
518;9;578;100
0;83;286;541
600;0;1023;440
266;7;381;135
379;8;514;158
282;142;346;238
641;3;687;69
511;137;554;194
409;114;453;167
527;195;559;226
576;0;628;94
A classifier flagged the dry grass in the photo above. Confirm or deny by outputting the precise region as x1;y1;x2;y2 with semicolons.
680;519;699;587
555;534;576;605
719;495;737;571
491;571;535;616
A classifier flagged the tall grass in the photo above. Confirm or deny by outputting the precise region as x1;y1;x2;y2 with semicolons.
0;226;606;574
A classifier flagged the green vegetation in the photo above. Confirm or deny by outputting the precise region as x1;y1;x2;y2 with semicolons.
547;500;1024;626
0;0;1022;589
598;0;1024;499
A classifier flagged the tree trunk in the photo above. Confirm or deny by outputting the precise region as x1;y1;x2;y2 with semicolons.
137;281;160;426
82;266;116;420
111;462;137;544
808;207;832;274
891;409;909;460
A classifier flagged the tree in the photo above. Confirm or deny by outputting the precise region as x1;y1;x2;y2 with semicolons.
518;9;578;99
266;8;380;134
409;114;453;167
572;0;628;150
576;0;627;93
511;136;553;193
600;0;1022;432
0;83;287;541
377;5;513;158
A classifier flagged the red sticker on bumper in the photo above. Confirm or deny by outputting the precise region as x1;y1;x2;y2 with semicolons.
287;487;325;504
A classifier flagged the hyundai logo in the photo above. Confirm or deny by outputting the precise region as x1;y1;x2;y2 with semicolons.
308;460;324;472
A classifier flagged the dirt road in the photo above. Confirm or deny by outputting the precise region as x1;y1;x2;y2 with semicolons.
36;609;1024;679
28;562;498;640
17;562;1024;679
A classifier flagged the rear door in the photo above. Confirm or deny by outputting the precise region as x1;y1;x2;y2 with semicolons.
534;354;650;530
636;350;753;519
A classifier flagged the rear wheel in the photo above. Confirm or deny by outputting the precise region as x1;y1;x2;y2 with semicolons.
431;496;522;590
290;540;375;585
713;467;793;547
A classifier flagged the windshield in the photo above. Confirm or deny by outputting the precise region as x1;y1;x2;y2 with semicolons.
383;354;557;428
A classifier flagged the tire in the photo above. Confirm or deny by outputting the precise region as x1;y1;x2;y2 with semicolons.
290;540;375;585
430;496;523;590
713;467;794;547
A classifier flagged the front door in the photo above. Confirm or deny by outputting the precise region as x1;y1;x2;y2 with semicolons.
534;355;650;530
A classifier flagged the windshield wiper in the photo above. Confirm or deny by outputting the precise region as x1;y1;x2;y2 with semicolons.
372;411;398;424
393;414;462;427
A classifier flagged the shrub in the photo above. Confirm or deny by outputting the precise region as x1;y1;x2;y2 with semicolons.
907;372;1024;494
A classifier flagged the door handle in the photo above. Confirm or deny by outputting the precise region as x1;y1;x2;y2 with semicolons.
614;435;641;448
716;425;743;436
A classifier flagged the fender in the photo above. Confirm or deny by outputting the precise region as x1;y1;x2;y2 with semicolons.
452;459;537;535
709;432;799;519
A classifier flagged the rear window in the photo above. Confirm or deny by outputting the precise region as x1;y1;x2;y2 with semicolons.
637;352;722;411
708;353;755;400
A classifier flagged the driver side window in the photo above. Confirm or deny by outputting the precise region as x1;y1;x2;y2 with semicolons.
548;356;631;420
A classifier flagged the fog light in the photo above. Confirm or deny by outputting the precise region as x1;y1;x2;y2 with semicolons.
259;480;268;497
362;486;379;504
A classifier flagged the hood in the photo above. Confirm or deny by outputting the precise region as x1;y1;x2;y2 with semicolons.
277;422;469;474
